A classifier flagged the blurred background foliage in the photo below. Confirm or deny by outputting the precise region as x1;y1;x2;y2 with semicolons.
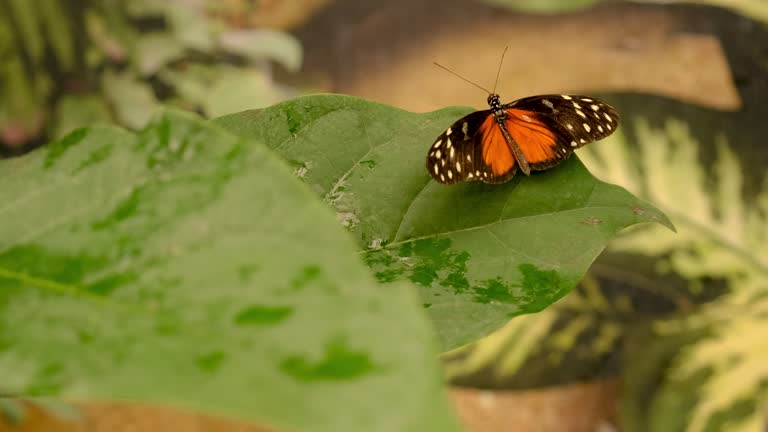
482;0;768;22
0;0;306;155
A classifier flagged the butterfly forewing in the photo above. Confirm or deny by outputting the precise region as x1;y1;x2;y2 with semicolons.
504;94;619;170
426;93;619;185
426;110;517;184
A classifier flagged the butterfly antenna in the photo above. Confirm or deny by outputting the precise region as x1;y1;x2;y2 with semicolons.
433;62;492;94
492;46;508;94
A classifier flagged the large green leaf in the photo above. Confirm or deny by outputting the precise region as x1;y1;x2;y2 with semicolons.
215;94;673;349
0;110;462;432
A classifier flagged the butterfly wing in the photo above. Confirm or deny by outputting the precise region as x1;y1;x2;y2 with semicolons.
504;95;620;170
427;110;517;185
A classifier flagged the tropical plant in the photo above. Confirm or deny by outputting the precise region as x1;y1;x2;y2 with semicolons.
481;0;768;24
0;0;302;154
443;109;768;430
0;94;670;431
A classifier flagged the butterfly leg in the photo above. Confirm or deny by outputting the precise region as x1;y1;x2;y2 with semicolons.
499;122;531;175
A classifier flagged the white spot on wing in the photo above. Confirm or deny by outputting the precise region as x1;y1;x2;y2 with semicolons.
466;154;472;162
522;114;532;122
447;170;453;179
581;98;593;102
561;95;572;100
542;99;554;109
435;150;442;159
440;174;445;182
446;127;452;135
573;102;582;109
446;138;452;149
433;163;439;174
591;104;599;111
571;141;578;147
566;124;573;130
604;113;613;122
455;162;462;173
433;140;442;149
580;138;586;143
449;147;455;158
576;110;586;118
583;123;591;132
597;125;604;132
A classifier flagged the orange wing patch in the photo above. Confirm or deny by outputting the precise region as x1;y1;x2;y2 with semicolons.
505;109;560;164
479;115;516;176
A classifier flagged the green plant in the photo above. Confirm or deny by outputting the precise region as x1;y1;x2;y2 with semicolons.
0;0;301;153
481;0;768;24
443;112;768;430
0;94;669;430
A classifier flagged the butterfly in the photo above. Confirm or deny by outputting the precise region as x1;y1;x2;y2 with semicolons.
426;50;620;185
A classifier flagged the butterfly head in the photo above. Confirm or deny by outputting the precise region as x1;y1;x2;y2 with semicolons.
487;93;503;112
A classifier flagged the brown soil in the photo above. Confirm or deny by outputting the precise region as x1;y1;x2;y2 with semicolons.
1;380;619;432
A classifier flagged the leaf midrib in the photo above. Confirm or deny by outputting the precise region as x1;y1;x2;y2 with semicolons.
382;204;633;250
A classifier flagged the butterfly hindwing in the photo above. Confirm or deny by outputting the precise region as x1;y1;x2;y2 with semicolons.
504;94;620;170
426;94;618;185
427;110;517;184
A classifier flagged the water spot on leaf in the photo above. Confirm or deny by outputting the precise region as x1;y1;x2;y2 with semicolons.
155;314;181;335
519;263;563;295
285;105;304;135
374;269;403;283
85;272;138;296
238;264;260;282
364;239;471;291
473;278;514;304
364;250;396;267
280;337;375;382
27;363;65;395
75;142;113;173
290;266;322;290
359;160;376;169
44;128;88;169
234;305;293;326
407;239;470;292
195;351;227;373
0;244;108;288
78;330;95;344
92;189;142;230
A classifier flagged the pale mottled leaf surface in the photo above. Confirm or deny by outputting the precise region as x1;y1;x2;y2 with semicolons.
0;111;462;432
215;94;673;349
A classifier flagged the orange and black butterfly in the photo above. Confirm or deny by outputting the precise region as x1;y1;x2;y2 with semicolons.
427;51;620;184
